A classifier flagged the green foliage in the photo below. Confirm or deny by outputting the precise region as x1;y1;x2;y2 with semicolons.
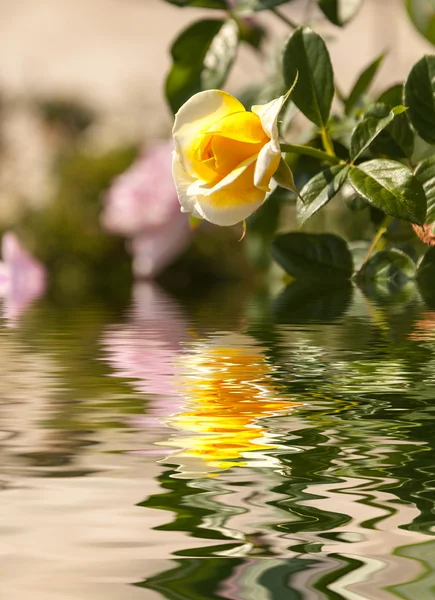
318;0;363;26
35;98;95;137
350;106;407;160
405;0;435;45
236;17;266;49
366;102;415;159
417;246;435;283
405;55;435;144
283;27;334;127
348;160;427;225
164;0;435;293
345;53;384;115
166;19;238;113
272;232;354;279
235;0;292;10
415;155;435;223
18;147;136;300
273;157;298;192
377;83;403;106
164;0;228;8
297;164;350;225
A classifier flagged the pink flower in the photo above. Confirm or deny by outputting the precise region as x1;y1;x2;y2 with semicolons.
0;233;46;323
101;141;191;278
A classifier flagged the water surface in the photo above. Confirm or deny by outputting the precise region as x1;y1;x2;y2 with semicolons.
2;282;435;599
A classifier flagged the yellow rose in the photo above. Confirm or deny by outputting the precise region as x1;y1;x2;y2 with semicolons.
172;90;291;226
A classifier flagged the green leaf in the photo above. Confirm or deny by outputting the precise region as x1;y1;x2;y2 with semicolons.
201;20;239;89
405;55;435;144
271;232;354;279
345;193;368;211
318;0;364;26
367;101;415;159
345;55;384;116
237;18;266;50
416;247;435;310
164;0;228;7
283;27;334;127
349;159;427;225
377;83;404;106
357;249;416;283
406;0;435;45
350;106;408;160
297;164;350;225
415;155;435;223
344;53;384;115
165;19;238;114
235;0;292;10
273;157;298;193
417;247;435;286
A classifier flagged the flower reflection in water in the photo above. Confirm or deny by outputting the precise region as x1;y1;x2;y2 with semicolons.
102;283;187;429
102;286;298;475
166;333;299;474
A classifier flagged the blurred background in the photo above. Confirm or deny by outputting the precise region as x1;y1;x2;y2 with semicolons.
0;0;432;306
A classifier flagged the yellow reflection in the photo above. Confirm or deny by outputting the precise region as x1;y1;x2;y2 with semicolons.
164;333;298;472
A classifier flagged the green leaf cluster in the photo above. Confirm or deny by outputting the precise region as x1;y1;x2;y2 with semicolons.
163;0;435;298
272;231;434;299
166;19;239;113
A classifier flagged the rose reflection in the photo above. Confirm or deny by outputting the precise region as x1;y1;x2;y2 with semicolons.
102;285;298;474
167;333;299;473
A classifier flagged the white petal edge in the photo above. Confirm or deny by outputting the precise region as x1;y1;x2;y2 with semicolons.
172;151;198;214
254;141;281;190
251;95;286;146
196;192;266;227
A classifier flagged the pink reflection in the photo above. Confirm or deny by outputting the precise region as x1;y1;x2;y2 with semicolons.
101;283;187;426
0;233;46;324
101;141;191;279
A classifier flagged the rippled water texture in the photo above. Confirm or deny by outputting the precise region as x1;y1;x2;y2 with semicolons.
2;282;435;599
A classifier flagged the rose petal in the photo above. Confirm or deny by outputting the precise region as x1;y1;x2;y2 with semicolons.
172;151;198;214
254;141;281;190
189;162;266;226
195;188;266;226
186;154;258;197
206;111;267;144
251;95;286;145
173;90;245;179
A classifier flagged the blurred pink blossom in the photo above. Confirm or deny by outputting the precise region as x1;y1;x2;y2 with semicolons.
0;233;46;323
101;141;191;278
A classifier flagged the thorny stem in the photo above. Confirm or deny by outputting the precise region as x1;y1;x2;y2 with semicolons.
270;7;299;29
